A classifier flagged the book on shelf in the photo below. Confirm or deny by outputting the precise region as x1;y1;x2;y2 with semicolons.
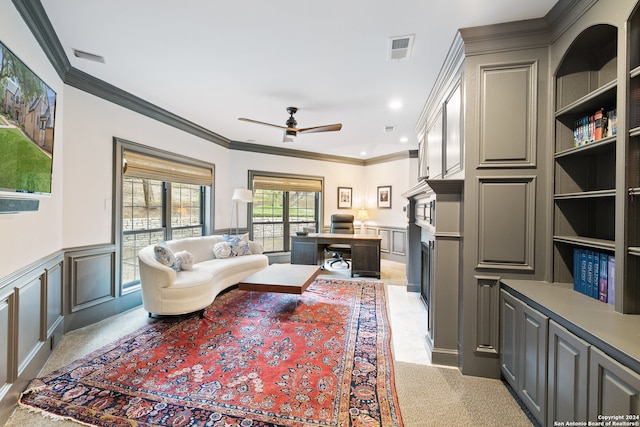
606;108;617;138
573;108;616;147
586;250;594;298
607;256;615;306
573;248;581;292
592;251;600;299
572;248;612;303
580;249;587;294
594;108;604;141
598;252;608;302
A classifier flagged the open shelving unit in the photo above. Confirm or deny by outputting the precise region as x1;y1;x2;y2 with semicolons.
552;23;630;309
551;16;640;314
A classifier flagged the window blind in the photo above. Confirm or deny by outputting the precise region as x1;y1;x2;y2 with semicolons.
252;175;322;192
123;150;213;186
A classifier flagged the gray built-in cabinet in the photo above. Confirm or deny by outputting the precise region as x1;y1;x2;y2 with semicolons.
405;0;640;424
405;4;552;377
501;282;640;426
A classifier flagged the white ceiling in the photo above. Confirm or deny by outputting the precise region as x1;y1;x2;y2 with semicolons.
40;0;558;159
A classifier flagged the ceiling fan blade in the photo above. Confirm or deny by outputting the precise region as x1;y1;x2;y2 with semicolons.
238;117;287;130
297;123;342;134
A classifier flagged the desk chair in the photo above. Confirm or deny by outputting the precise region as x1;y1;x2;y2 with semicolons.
326;214;354;268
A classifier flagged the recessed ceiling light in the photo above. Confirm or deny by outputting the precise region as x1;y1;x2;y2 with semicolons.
360;151;367;156
400;137;408;143
389;100;402;110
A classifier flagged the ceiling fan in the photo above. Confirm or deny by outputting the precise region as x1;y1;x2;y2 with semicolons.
239;107;342;142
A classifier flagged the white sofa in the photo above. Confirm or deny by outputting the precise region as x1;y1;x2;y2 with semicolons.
138;235;269;316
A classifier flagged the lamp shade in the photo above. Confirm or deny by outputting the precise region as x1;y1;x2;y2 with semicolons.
232;188;253;203
356;208;369;221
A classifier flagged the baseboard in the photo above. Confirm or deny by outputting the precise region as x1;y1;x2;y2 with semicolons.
431;346;459;367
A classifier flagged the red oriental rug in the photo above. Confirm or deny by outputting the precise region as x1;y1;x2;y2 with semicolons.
20;278;403;427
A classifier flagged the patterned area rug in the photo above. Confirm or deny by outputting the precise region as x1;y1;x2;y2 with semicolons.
20;278;403;427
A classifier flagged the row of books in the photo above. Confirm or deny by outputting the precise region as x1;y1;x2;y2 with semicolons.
573;108;617;147
573;248;615;305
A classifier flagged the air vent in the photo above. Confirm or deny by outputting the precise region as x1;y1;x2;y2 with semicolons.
73;49;105;63
384;125;396;133
389;35;414;60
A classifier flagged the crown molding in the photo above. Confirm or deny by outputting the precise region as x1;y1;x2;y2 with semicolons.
459;17;550;56
230;141;364;165
545;0;597;45
65;68;230;147
415;32;465;135
230;141;416;166
11;0;69;80
364;149;417;166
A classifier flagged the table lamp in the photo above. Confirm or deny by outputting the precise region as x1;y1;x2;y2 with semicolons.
356;208;369;234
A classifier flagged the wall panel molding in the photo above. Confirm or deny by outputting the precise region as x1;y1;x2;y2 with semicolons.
43;262;63;340
475;276;501;355
391;230;406;256
478;61;538;168
16;278;43;376
477;176;536;270
66;246;116;313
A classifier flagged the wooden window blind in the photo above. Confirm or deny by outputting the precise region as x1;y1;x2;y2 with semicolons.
252;175;322;192
123;150;213;186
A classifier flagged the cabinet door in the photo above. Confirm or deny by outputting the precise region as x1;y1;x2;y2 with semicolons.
500;290;519;388
290;239;318;265
548;320;589;425
351;241;380;278
589;347;640;419
519;302;548;425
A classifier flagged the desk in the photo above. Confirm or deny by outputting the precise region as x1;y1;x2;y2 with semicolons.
291;233;382;278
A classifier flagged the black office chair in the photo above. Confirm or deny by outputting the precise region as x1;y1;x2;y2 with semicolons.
326;214;354;268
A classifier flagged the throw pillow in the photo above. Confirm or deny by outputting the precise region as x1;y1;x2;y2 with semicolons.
153;241;176;267
248;240;264;254
213;241;232;259
174;250;194;270
223;233;251;256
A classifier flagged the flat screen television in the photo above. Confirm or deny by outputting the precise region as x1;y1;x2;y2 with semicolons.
0;40;56;195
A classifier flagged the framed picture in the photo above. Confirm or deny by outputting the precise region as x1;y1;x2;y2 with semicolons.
337;186;352;209
377;185;392;208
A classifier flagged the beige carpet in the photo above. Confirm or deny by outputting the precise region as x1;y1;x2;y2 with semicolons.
394;362;533;426
5;260;533;427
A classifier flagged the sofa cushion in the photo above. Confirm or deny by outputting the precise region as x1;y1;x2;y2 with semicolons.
223;233;251;256
248;241;264;254
174;250;194;270
213;241;232;259
168;235;223;263
198;255;267;280
154;241;176;268
172;267;214;289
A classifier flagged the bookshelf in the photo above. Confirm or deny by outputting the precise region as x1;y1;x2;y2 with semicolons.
552;24;624;308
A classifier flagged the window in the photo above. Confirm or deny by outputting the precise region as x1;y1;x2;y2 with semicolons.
116;140;214;291
120;178;205;287
249;172;323;253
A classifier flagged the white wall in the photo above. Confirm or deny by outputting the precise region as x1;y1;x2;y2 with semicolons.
0;0;64;277
363;158;417;227
61;87;230;248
